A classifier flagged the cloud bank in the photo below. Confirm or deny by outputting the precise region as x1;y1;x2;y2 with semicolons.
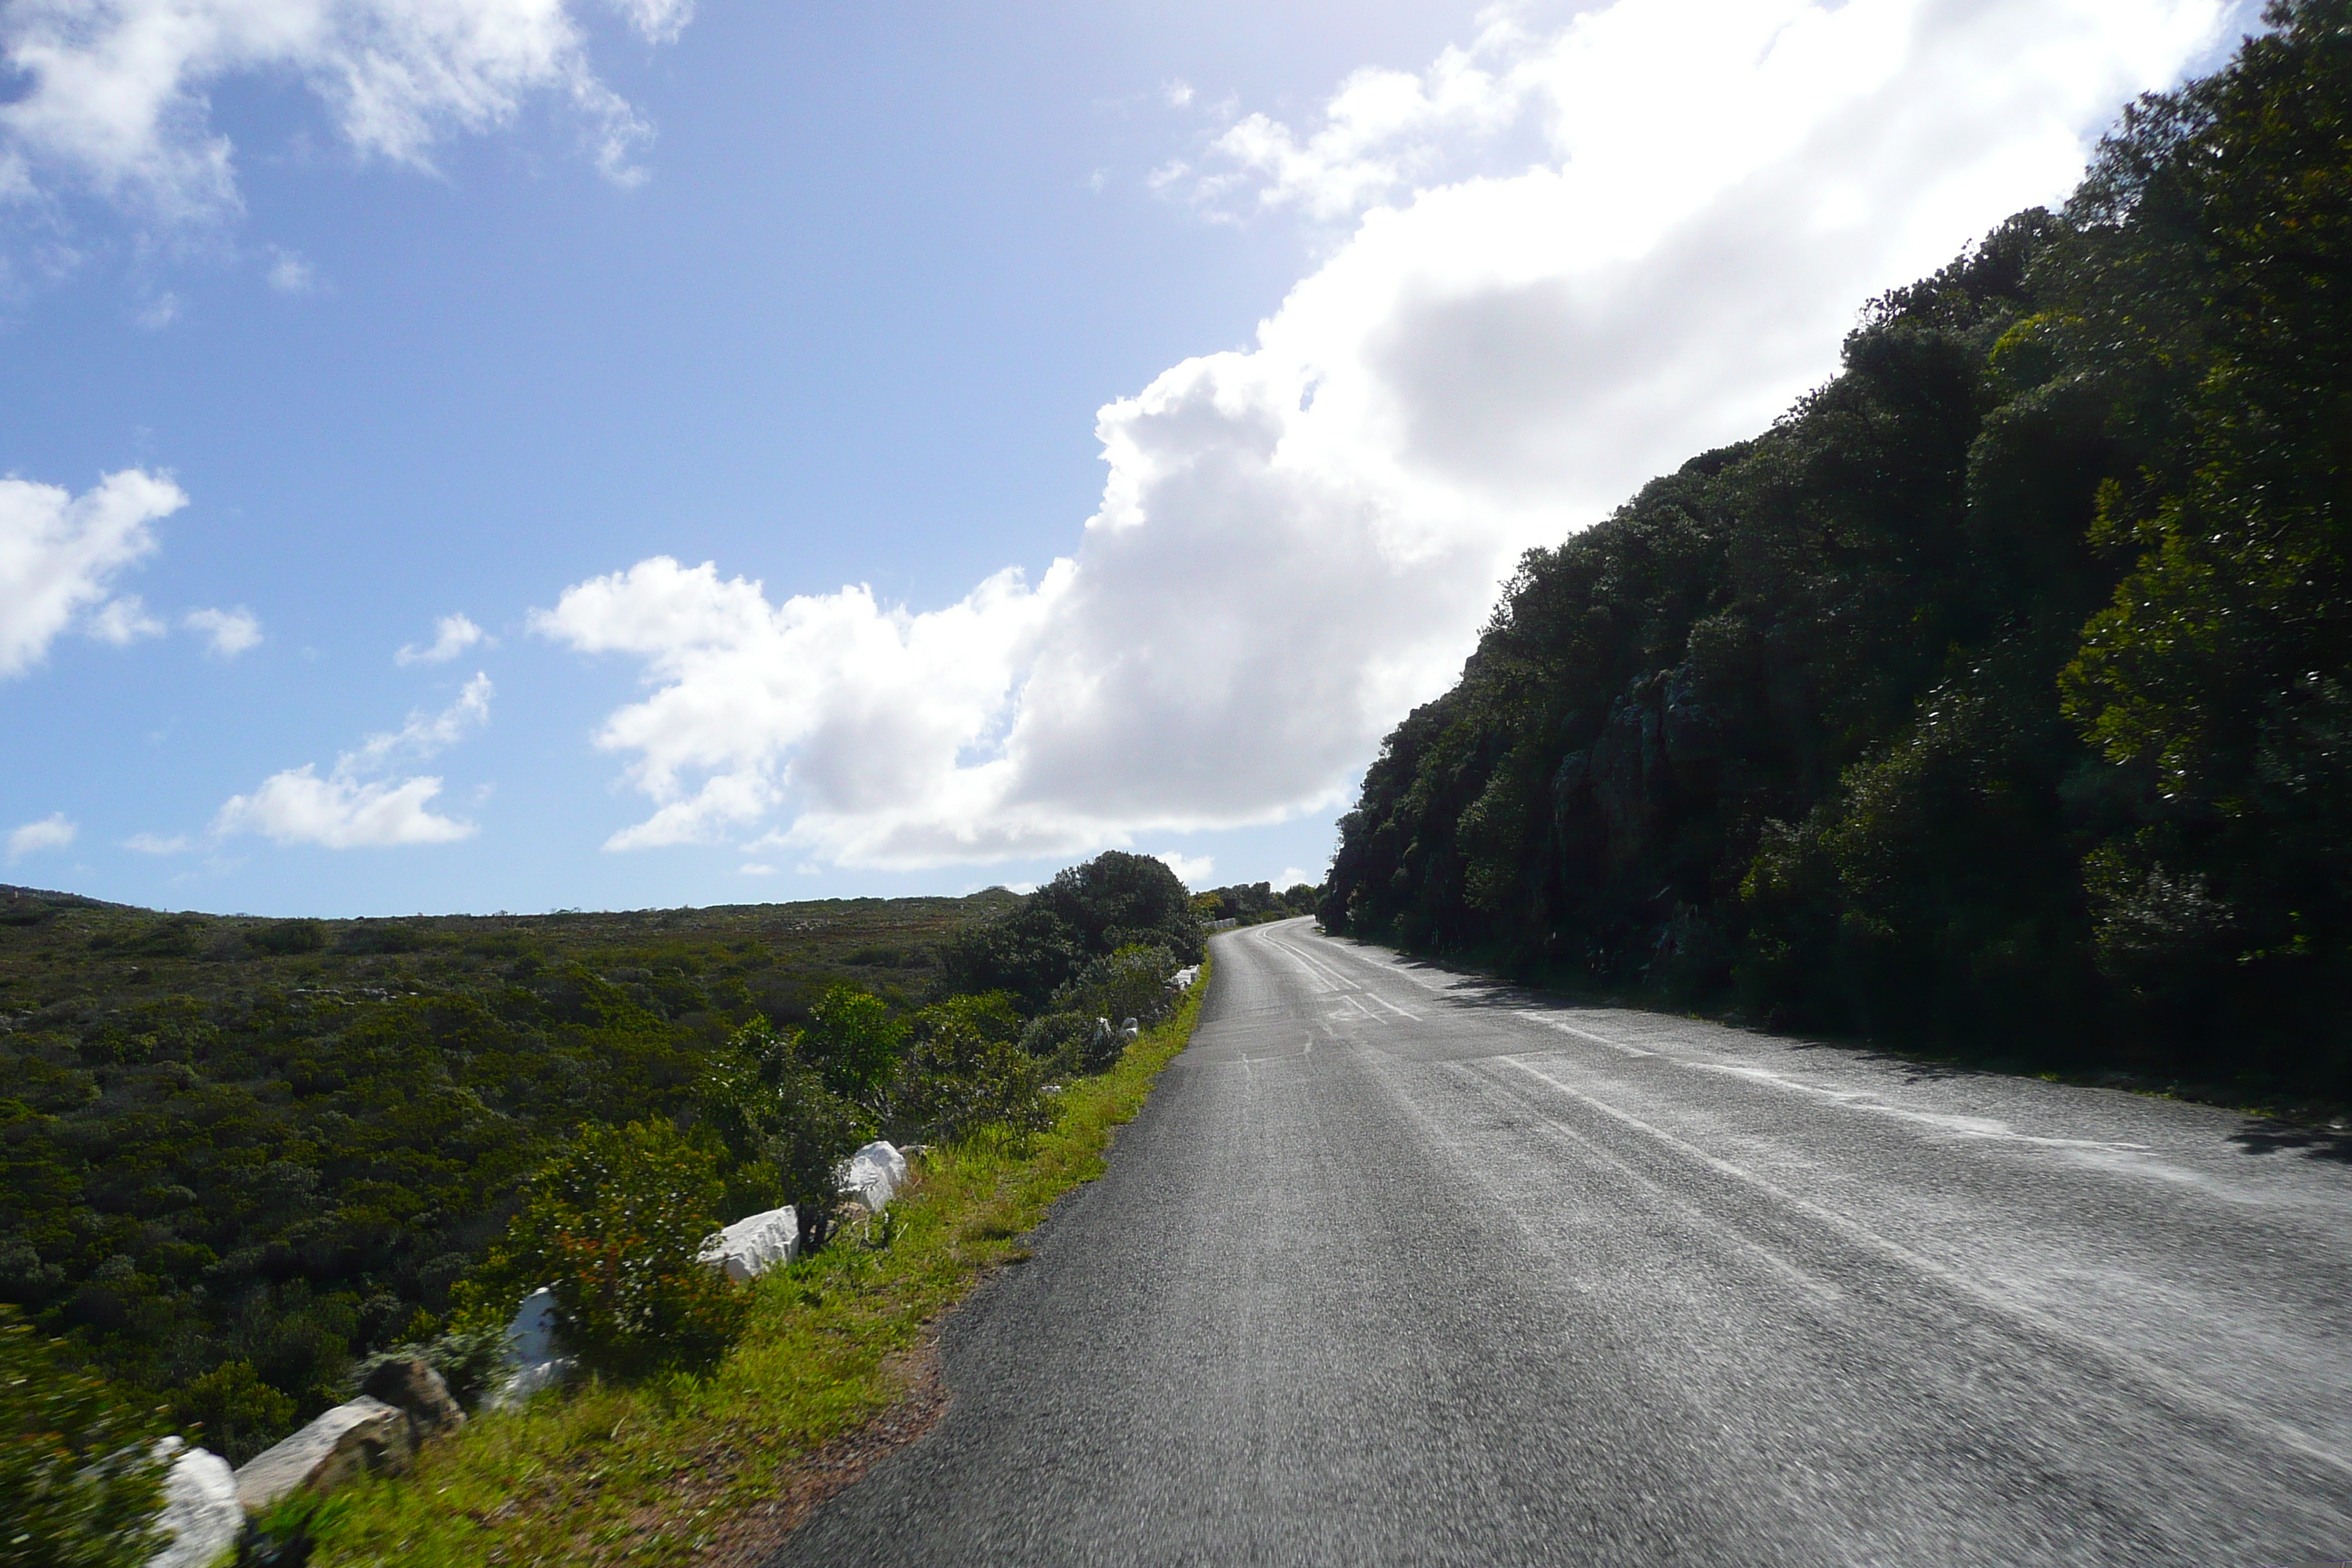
543;0;2230;871
0;0;694;227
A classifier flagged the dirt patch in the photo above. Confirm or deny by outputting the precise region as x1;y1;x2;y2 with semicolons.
692;1327;951;1567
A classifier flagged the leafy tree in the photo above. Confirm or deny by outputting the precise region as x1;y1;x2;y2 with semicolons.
695;1022;868;1251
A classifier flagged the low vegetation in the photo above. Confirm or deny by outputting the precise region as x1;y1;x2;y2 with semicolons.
1323;5;2352;1102
298;956;1211;1567
0;848;1207;1559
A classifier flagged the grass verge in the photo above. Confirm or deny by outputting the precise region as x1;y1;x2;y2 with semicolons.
301;955;1213;1567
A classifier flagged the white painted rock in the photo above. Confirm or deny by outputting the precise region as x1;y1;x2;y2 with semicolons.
508;1286;558;1363
698;1204;799;1282
1120;1017;1141;1041
147;1438;240;1568
838;1141;907;1212
487;1287;576;1410
233;1396;412;1513
1169;965;1199;991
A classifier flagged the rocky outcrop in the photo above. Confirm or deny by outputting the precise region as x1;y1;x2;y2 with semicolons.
147;1438;240;1568
359;1355;467;1441
233;1395;412;1514
699;1204;800;1282
839;1141;907;1213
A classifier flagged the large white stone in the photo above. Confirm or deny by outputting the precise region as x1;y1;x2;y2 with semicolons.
1170;965;1200;991
838;1141;907;1213
487;1287;575;1411
698;1204;799;1282
147;1438;240;1568
232;1396;411;1513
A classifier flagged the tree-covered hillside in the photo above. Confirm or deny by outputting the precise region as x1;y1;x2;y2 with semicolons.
1322;1;2352;1098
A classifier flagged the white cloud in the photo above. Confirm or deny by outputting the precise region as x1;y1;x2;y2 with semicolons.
542;0;2229;872
0;468;187;677
125;831;195;854
739;862;775;876
7;813;76;860
135;292;181;329
210;673;492;848
0;0;693;227
1158;851;1215;889
87;593;166;645
184;606;262;658
214;769;475;848
266;248;318;294
1276;867;1320;891
396;611;491;665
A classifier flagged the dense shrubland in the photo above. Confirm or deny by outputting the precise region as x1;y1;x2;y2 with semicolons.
1193;882;1320;926
0;856;1196;1479
1322;4;2352;1099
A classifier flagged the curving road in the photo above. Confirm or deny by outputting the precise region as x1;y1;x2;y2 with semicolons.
769;918;2352;1567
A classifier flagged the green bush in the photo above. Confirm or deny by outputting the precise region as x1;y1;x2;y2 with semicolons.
1050;944;1181;1045
170;1359;295;1466
462;1123;744;1380
892;1008;1050;1147
696;1022;868;1251
1;1307;169;1568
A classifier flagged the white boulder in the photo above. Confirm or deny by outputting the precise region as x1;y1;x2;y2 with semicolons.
838;1141;908;1213
698;1204;799;1282
1169;965;1200;991
487;1287;576;1411
233;1396;412;1513
147;1438;240;1568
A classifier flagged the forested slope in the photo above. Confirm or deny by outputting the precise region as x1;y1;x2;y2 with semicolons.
1322;1;2352;1097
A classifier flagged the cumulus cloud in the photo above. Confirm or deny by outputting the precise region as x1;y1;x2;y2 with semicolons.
267;249;319;294
0;0;693;227
87;593;166;645
124;831;195;855
208;673;492;848
0;468;186;677
543;0;2229;871
1158;851;1215;889
396;612;491;665
7;813;76;860
184;606;262;658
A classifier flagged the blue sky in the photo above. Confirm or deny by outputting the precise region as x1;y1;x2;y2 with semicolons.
1;0;2253;916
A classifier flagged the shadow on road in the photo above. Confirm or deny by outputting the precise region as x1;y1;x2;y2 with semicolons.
2229;1118;2352;1163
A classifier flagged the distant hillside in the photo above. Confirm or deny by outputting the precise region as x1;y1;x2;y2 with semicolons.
0;884;1015;1458
1322;6;2352;1100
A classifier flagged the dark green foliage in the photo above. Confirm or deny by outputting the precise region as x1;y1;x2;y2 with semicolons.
1323;7;2352;1096
462;1123;743;1379
0;888;1011;1460
693;1020;869;1252
1;1306;169;1568
890;1002;1050;1147
942;852;1202;1008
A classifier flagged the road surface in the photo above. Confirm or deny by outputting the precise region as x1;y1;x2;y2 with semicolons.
769;918;2352;1566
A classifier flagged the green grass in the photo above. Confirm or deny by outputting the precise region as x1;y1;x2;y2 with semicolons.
301;956;1213;1567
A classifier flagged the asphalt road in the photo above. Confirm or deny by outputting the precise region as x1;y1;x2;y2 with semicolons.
769;918;2352;1567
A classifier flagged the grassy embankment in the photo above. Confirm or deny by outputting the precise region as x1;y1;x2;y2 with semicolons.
301;953;1213;1567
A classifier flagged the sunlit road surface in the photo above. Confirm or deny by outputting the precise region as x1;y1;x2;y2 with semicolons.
770;918;2352;1567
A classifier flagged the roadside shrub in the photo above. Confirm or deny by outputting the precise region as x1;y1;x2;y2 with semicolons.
697;1022;868;1252
464;1123;744;1380
800;985;906;1109
169;1359;294;1466
1016;1010;1095;1072
0;1306;169;1568
1050;943;1180;1036
892;1007;1050;1147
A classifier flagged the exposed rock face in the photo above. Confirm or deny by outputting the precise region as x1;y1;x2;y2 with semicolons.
148;1438;240;1568
360;1354;467;1440
488;1287;575;1411
699;1204;800;1282
839;1141;907;1213
232;1395;412;1513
